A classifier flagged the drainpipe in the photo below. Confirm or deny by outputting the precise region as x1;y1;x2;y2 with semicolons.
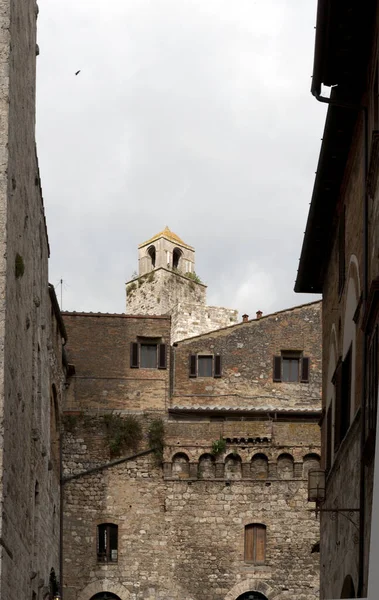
311;91;368;597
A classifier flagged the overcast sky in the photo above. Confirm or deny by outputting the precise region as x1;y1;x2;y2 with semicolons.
36;0;326;318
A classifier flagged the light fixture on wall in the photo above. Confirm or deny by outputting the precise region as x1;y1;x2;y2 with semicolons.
308;469;360;533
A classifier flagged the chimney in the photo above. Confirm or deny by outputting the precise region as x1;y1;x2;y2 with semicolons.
242;314;249;323
256;310;263;319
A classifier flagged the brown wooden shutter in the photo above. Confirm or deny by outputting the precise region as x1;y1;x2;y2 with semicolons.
255;525;266;563
214;355;222;378
301;357;310;383
244;525;254;561
273;356;282;382
333;359;342;452
189;355;197;378
158;344;167;369
326;404;332;473
130;342;139;368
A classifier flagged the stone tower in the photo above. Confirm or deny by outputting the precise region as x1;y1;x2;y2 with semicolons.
126;227;238;342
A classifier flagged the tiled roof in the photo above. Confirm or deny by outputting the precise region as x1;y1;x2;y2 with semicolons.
170;405;321;414
138;226;194;250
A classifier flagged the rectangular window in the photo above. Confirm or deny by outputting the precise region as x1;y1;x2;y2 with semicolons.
244;524;266;564
273;354;310;383
97;523;118;563
326;404;332;474
338;206;346;296
189;354;222;378
368;326;378;435
130;342;167;370
340;345;352;441
140;344;157;368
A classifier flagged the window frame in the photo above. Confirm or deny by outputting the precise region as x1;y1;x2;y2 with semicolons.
273;353;310;383
244;523;266;565
130;341;167;370
189;353;222;378
97;523;118;563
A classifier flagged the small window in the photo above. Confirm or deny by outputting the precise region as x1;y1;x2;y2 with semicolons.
130;342;167;370
189;354;222;378
333;346;352;453
367;325;378;437
338;207;346;296
326;404;332;473
273;354;309;383
97;523;118;563
244;524;266;564
140;344;157;368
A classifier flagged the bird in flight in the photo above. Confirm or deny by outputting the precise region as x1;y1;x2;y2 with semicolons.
75;70;81;76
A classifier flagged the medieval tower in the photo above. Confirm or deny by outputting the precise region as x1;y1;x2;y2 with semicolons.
126;226;238;342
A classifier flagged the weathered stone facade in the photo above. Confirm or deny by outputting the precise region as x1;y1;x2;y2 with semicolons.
0;1;66;598
62;301;322;600
126;228;238;342
295;2;379;598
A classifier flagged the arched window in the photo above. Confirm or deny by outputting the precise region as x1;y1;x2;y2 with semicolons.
198;454;215;479
340;574;356;598
50;384;60;473
236;593;268;600
90;594;122;600
277;453;294;479
173;247;182;269
244;524;266;564
225;454;242;479
172;453;190;479
303;453;321;479
251;454;268;479
148;245;156;268
97;523;118;563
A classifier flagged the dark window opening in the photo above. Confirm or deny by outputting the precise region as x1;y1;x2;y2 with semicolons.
97;523;118;563
198;355;213;377
340;345;352;442
244;524;266;564
189;354;222;378
148;245;156;268
173;248;182;269
273;353;309;383
130;342;167;370
140;344;158;369
326;404;332;474
368;326;378;435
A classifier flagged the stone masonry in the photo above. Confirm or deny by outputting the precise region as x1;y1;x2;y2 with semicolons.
126;228;238;342
62;300;322;600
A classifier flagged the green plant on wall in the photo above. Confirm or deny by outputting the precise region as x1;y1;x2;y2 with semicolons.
148;418;165;463
63;414;80;433
103;413;143;457
184;271;202;284
127;282;137;295
211;436;226;456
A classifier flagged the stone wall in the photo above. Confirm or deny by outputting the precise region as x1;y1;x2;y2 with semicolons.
172;301;322;410
62;413;320;600
169;302;238;343
0;1;65;598
126;268;207;316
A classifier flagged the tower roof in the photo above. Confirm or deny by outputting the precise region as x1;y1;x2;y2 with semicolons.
139;226;194;251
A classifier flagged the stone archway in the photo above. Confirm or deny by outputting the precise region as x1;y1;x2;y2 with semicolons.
236;593;268;600
77;581;130;600
90;594;121;600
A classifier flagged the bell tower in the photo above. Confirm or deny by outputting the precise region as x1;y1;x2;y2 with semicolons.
137;226;195;276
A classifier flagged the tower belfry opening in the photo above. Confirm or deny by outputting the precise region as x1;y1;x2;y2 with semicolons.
172;247;182;270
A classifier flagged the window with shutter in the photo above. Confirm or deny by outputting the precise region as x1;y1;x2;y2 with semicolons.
340;345;352;441
189;355;197;377
214;355;222;378
244;524;266;564
338;207;346;296
198;356;213;377
140;344;158;368
273;356;282;382
97;523;118;563
158;344;167;369
326;404;332;473
130;342;139;368
333;359;343;452
301;357;310;383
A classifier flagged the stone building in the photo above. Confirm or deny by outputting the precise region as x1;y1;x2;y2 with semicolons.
295;1;379;597
0;1;67;598
61;299;322;600
126;227;238;342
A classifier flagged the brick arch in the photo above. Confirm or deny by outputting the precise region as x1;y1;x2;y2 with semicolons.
77;580;130;600
224;579;278;600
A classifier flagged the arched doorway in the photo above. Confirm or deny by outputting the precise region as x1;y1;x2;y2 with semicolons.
90;594;121;600
340;574;356;598
236;593;268;600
